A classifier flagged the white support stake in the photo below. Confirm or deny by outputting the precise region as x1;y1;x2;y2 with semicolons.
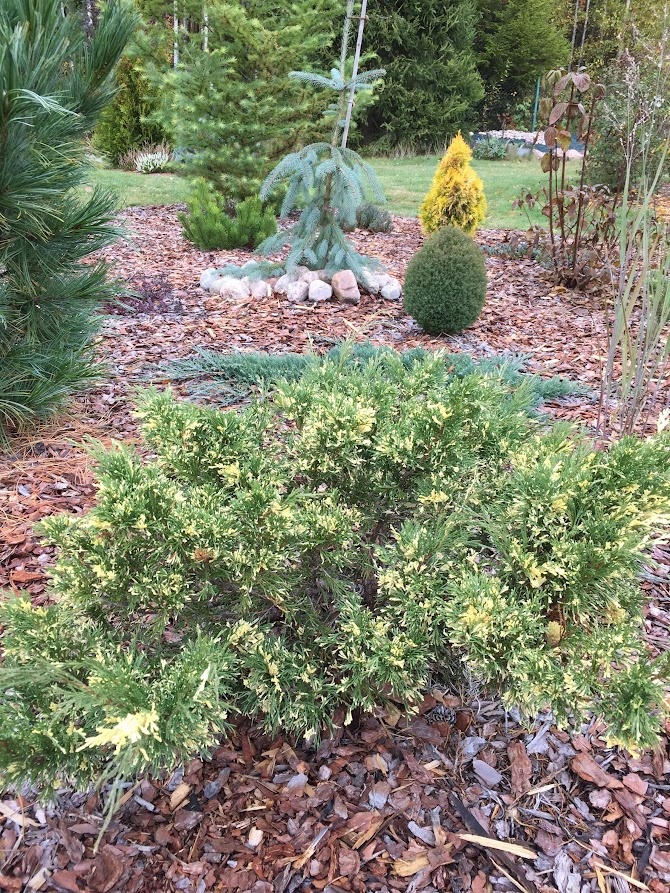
340;0;368;150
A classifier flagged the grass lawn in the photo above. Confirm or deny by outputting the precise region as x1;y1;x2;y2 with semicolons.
83;168;192;208
87;156;562;229
371;156;554;229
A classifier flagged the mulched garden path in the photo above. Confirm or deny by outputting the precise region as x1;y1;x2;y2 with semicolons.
1;206;669;893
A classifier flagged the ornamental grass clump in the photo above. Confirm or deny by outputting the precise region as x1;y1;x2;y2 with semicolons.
403;226;487;334
419;132;487;235
1;349;669;801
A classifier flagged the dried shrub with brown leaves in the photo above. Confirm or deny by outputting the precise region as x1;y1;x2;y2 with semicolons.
515;69;618;291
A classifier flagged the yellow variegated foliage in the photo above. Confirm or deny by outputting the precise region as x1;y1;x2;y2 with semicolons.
419;132;487;235
1;346;669;798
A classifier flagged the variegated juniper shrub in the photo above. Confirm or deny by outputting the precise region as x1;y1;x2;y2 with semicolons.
1;349;669;796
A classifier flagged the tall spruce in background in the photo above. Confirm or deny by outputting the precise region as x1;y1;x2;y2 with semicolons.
475;0;569;129
361;0;483;153
152;1;342;202
0;0;136;437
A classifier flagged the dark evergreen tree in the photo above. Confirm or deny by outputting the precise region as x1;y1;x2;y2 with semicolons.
361;0;484;152
0;0;136;436
475;0;570;129
93;49;168;165
151;0;343;202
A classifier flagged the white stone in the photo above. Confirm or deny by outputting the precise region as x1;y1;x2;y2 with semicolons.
381;279;402;301
286;280;310;302
250;279;272;299
274;270;300;294
200;268;220;289
208;278;224;294
360;269;385;294
308;279;332;301
212;276;250;299
301;270;327;284
331;269;360;304
361;271;380;294
362;270;397;294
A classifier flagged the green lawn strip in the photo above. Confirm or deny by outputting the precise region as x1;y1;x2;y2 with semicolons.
85;157;572;229
82;168;191;208
370;155;558;227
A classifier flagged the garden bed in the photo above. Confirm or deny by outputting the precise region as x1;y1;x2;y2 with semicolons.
1;205;669;893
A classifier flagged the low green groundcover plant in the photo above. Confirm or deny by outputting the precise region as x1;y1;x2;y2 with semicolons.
472;136;509;161
164;341;583;404
1;349;669;801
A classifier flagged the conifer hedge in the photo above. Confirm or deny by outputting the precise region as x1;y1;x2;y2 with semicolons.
362;0;484;152
1;350;669;798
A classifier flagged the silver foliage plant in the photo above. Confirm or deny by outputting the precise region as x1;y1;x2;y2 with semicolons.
255;2;387;281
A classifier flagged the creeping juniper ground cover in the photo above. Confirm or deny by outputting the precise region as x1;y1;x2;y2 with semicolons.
2;0;670;891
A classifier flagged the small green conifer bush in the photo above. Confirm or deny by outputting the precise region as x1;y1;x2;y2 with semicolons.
1;350;669;800
179;181;277;250
93;54;167;167
403;226;487;334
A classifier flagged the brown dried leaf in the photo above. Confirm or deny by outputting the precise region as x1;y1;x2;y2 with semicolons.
338;847;360;878
589;789;612;810
549;101;568;125
535;830;562;857
613;789;646;830
572;72;591;92
364;753;388;775
507;742;532;797
622;773;648;796
554;74;571;96
544;126;558;148
556;129;572;152
368;781;390;810
89;845;125;893
50;871;81;893
393;851;430;878
472;871;489;893
571;753;623;789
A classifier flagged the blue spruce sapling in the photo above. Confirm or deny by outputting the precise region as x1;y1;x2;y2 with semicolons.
256;1;388;282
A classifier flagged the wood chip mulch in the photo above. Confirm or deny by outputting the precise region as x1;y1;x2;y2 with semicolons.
1;206;669;893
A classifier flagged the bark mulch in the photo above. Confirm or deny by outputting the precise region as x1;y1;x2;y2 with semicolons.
1;207;669;893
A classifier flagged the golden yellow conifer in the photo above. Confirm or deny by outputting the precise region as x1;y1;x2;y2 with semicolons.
419;133;487;235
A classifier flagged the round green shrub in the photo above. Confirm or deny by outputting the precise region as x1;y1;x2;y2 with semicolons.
403;226;487;334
